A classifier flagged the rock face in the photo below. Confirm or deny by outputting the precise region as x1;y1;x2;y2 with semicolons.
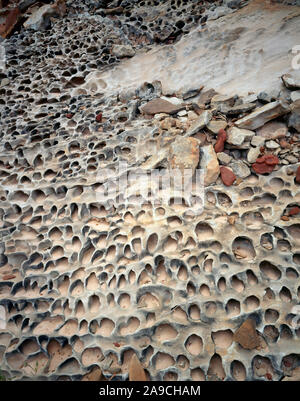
184;110;212;136
220;166;236;186
234;101;290;130
168;136;199;174
199;145;220;186
256;121;288;140
140;98;185;115
233;319;260;350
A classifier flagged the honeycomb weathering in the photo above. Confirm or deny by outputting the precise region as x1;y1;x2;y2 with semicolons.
0;0;300;382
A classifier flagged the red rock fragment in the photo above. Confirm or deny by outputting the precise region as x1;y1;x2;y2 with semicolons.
2;274;16;280
296;166;300;184
113;342;120;347
220;166;236;186
265;373;272;381
281;216;289;221
96;113;102;122
288;207;300;216
0;8;21;39
66;113;73;119
252;154;279;174
214;129;227;153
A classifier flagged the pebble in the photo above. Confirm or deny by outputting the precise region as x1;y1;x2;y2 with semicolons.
227;127;255;147
220;166;236;186
251;135;265;147
112;44;135;58
217;152;232;165
291;91;300;103
281;72;300;90
0;78;10;87
207;120;227;134
230;160;251;178
247;147;261;163
285;155;299;164
265;140;280;149
214;129;227;153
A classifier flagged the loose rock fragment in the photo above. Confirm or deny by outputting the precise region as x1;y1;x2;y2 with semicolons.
184;110;212;137
235;101;290;130
168;136;199;174
281;72;300;90
256;121;288;140
140;98;185;115
199;145;220;186
129;354;147;381
233;319;260;350
214;129;227;153
227;127;255;147
252;154;279;175
220;166;236;186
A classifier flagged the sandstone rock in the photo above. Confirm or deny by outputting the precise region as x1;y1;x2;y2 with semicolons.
161;96;183;105
199;145;220;186
207;120;227;134
247;147;261;163
211;93;235;107
265;140;280;149
235;101;290;130
227;127;255;147
217;152;232;165
291;91;300;103
256;121;288;140
81;366;104;381
184;110;212;137
129;354;147;381
220;166;236;186
214;129;227;153
168;136;199;174
182;86;203;100
112;44;135;58
281;72;300;90
288;100;300;132
230;160;251;178
140;98;185;115
257;90;279;104
226;102;256;116
233;318;260;350
197;88;218;106
251;135;265;147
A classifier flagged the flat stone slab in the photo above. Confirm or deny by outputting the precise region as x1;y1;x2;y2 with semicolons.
234;101;290;130
256;121;288;140
140;98;185;115
282;72;300;90
184;110;212;137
